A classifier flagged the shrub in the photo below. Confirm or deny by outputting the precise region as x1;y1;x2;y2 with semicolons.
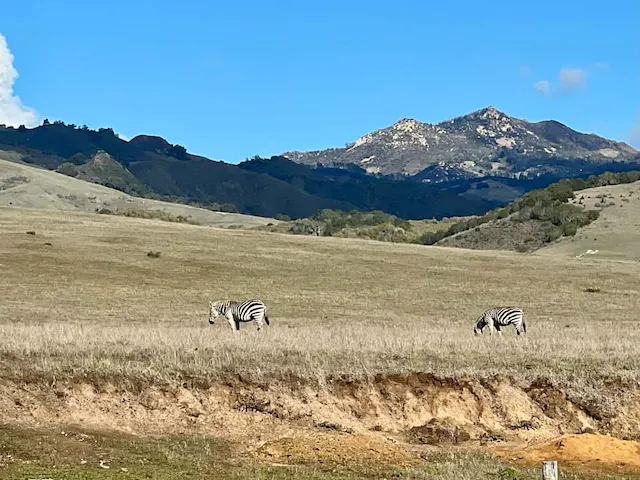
56;162;79;177
563;223;578;236
96;208;200;225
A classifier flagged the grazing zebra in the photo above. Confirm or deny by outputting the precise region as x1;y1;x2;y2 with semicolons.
208;299;270;332
473;306;526;336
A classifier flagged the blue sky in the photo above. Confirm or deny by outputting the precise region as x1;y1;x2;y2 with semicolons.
1;1;638;163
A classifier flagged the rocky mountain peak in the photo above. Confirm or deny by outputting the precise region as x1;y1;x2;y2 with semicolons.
282;107;637;180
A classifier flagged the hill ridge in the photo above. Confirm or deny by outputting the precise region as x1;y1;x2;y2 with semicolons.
0;155;278;228
281;106;638;179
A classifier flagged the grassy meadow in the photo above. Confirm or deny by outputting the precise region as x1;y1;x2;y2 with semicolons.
1;206;639;398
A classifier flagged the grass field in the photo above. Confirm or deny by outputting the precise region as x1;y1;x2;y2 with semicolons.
1;205;639;395
2;202;640;478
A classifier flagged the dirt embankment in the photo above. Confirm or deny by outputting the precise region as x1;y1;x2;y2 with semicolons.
2;373;640;473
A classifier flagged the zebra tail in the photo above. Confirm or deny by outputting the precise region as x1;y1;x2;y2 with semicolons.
264;313;270;326
523;317;527;333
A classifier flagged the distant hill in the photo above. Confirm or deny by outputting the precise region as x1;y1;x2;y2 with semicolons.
0;122;502;220
1;115;638;222
537;181;640;261
281;106;638;182
434;170;640;254
261;170;640;257
0;156;277;228
237;155;496;219
0;122;356;219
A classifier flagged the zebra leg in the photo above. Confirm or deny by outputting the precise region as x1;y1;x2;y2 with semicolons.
226;313;239;332
254;314;265;331
486;319;495;336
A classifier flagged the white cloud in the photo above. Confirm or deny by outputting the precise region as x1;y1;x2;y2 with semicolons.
558;67;587;92
0;33;38;127
533;63;606;97
534;80;551;96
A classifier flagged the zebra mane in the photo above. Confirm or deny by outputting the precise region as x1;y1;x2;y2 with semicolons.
210;300;238;310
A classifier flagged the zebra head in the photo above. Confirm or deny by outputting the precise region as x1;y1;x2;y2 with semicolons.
208;301;223;325
473;313;488;336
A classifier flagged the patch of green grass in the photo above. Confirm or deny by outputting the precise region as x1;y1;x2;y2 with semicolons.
2;426;639;480
0;425;362;479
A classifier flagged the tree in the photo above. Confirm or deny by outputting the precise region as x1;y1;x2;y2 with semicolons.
168;144;188;160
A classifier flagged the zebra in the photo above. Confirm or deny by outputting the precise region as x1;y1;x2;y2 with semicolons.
473;306;526;336
208;299;270;332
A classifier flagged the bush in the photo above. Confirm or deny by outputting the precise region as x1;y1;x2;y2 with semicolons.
563;223;578;236
96;208;201;225
287;208;414;240
56;162;79;177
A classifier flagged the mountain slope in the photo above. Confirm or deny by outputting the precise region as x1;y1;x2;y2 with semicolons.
0;123;358;219
432;170;640;255
537;181;640;261
237;155;497;219
0;156;278;228
282;106;637;180
0;122;505;220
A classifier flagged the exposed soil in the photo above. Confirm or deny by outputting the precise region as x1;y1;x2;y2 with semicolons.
254;432;418;469
1;374;639;474
494;433;640;475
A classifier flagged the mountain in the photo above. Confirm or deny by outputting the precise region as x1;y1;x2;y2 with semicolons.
281;106;638;182
1;114;638;222
0;121;496;220
0;122;358;219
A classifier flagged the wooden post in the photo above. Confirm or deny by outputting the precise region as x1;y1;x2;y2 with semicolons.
541;461;558;480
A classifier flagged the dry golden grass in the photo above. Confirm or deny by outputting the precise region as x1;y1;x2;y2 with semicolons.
540;181;640;261
1;205;639;401
0;157;276;228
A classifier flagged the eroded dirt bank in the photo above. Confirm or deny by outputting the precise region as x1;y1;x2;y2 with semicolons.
2;373;640;473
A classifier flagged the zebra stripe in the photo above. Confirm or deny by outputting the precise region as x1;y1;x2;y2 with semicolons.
473;306;526;336
208;299;270;332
